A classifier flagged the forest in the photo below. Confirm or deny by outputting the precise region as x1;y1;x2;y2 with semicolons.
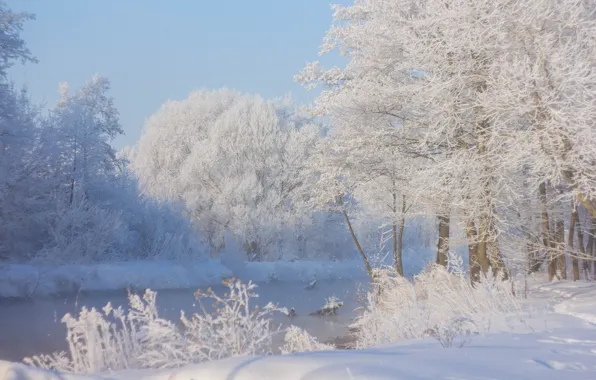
2;0;595;285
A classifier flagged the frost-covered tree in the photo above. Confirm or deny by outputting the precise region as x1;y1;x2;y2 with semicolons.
132;89;340;260
0;84;45;259
0;2;41;259
0;1;37;79
31;77;207;263
0;78;205;262
0;2;208;264
298;0;596;281
44;76;124;204
300;110;423;278
476;0;596;279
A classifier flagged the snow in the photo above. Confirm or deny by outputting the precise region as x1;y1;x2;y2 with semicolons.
534;281;596;325
3;279;596;379
0;260;367;298
115;329;596;379
3;328;596;379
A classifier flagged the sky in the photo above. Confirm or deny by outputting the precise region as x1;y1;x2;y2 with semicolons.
7;0;348;149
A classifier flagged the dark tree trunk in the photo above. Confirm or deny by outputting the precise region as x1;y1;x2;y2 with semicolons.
466;219;480;284
338;196;374;281
539;183;556;281
396;195;406;276
555;218;567;280
576;212;589;280
569;205;580;281
588;217;596;280
436;215;449;267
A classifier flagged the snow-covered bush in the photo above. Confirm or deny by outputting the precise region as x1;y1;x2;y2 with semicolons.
352;253;521;349
93;173;207;262
23;183;206;265
425;317;478;348
280;326;335;354
33;198;127;264
352;268;423;347
24;289;189;372
24;290;152;372
180;278;283;361
24;279;284;373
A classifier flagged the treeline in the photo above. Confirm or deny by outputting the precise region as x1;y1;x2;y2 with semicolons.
294;0;596;282
0;6;204;263
0;4;369;265
5;0;596;279
129;90;386;262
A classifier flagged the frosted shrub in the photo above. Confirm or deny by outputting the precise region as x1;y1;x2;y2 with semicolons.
24;290;158;372
323;295;342;310
280;326;335;354
180;278;283;361
353;253;521;349
35;199;126;264
352;267;425;348
24;279;284;373
425;317;478;348
123;195;207;261
127;290;187;369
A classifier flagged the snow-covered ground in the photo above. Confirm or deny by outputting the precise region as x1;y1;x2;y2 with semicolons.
2;279;596;379
0;259;367;298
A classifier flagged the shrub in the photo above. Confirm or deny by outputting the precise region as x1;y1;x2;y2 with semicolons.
180;278;282;361
280;326;335;354
352;252;521;349
24;279;284;373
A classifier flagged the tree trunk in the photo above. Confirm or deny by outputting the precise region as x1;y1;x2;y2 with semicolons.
392;191;405;276
69;177;75;205
527;233;543;274
466;219;480;284
489;239;508;279
520;208;542;274
561;168;596;221
588;217;596;280
392;222;399;274
539;182;556;281
555;218;567;280
338;196;374;281
476;216;491;275
576;193;596;221
436;215;449;267
569;205;580;281
484;213;507;278
342;208;374;281
549;218;558;280
395;194;406;276
576;212;589;280
69;133;78;206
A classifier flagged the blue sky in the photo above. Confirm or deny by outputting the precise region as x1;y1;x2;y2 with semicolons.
7;0;347;149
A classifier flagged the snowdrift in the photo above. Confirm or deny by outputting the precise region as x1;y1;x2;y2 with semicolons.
3;327;596;380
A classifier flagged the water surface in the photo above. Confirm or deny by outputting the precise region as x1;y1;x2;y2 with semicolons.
0;279;367;362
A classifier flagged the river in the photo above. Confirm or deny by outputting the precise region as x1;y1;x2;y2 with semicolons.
0;278;367;363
